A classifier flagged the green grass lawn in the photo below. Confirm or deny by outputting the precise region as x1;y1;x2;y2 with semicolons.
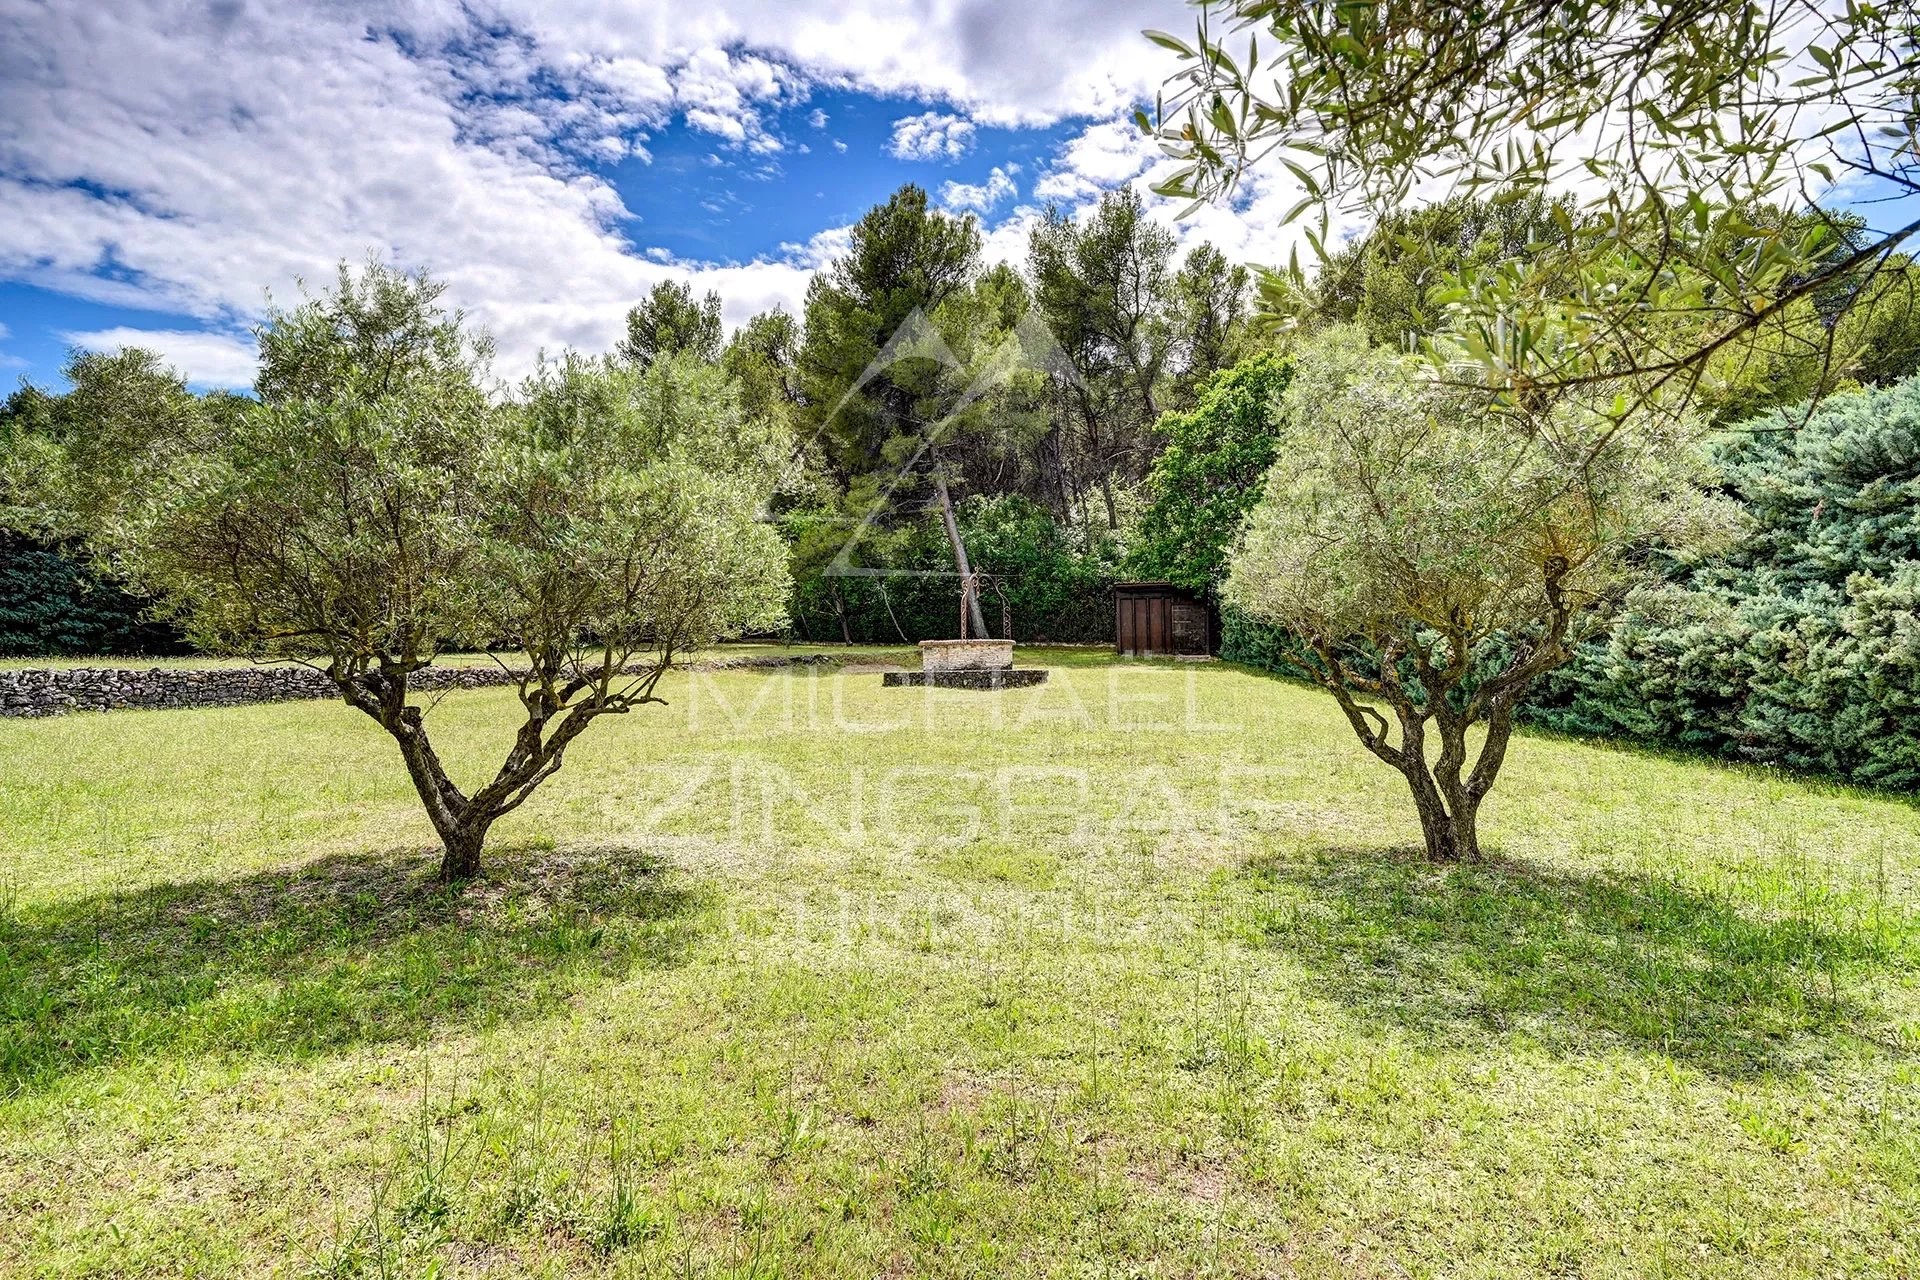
1;652;1916;1277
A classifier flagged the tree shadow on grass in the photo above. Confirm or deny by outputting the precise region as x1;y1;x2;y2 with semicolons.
1238;845;1914;1078
0;844;700;1096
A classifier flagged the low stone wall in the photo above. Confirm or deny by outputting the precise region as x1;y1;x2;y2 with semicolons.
882;668;1047;689
0;653;846;718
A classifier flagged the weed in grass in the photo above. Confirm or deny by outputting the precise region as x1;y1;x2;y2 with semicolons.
766;1099;822;1163
591;1118;663;1256
399;1063;475;1229
496;1065;562;1229
304;1150;434;1280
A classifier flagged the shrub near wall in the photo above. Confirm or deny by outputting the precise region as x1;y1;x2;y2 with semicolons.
0;534;185;656
1528;378;1920;789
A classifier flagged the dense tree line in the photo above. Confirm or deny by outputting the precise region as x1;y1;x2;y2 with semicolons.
0;183;1252;653
775;184;1252;641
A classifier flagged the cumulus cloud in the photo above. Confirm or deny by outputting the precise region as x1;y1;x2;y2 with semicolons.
471;0;1176;128
777;224;857;270
940;165;1018;213
1006;113;1364;277
0;0;1329;381
888;112;976;162
1032;120;1158;203
977;203;1046;268
62;328;260;389
672;47;798;152
0;2;842;375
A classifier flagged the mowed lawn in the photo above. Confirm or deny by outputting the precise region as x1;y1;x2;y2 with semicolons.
1;652;1917;1278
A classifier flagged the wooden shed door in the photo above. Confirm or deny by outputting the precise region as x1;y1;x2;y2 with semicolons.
1171;601;1208;655
1118;591;1199;656
1118;594;1162;655
1124;596;1157;654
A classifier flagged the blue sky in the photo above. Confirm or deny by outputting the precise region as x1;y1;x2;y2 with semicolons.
0;1;1204;392
615;90;1083;262
0;86;1086;391
3;1;1912;395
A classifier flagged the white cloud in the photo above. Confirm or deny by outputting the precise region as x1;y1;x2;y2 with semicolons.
888;112;976;162
0;322;10;341
469;0;1176;129
0;0;1340;383
977;203;1046;268
0;3;842;376
1033;120;1157;203
672;47;798;152
1011;114;1369;276
62;328;259;389
940;164;1018;213
777;224;856;270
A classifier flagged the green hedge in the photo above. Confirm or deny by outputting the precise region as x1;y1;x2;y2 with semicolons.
787;495;1122;643
1527;379;1920;788
0;534;185;656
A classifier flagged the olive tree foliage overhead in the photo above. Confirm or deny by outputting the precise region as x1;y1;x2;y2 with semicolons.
1146;0;1920;413
1272;193;1920;423
1226;329;1732;862
107;264;790;880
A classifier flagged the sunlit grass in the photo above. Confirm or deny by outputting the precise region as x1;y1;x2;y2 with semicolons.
1;652;1916;1277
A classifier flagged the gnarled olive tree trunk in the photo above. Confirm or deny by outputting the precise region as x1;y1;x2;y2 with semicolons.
1310;561;1575;862
331;655;664;881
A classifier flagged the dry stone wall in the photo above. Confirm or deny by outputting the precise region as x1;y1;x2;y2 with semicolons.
0;654;844;718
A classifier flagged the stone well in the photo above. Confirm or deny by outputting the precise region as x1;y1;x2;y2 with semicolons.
882;638;1046;689
917;638;1014;672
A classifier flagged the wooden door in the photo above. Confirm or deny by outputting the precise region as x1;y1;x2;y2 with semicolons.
1171;601;1208;654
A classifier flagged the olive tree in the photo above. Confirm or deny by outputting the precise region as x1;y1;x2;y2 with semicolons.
115;265;789;880
1226;330;1729;861
1147;0;1920;412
